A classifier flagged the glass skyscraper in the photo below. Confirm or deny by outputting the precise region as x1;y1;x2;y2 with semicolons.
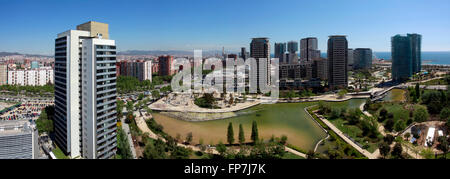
391;35;412;81
274;43;286;63
409;33;422;73
353;48;372;70
327;35;348;89
391;33;421;82
287;41;298;53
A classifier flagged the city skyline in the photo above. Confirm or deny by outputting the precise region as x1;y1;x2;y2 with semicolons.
1;0;450;55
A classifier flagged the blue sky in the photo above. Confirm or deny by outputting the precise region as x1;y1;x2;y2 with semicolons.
0;0;449;55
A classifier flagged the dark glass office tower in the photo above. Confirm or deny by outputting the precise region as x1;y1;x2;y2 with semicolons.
391;35;413;82
250;38;271;90
274;43;286;63
327;35;348;89
353;48;373;70
408;33;422;73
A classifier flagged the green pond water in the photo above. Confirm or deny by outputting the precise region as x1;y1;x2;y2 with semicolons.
153;99;366;151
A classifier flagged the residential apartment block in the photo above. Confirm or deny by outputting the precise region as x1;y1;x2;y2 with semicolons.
7;67;54;86
54;21;117;159
117;60;152;81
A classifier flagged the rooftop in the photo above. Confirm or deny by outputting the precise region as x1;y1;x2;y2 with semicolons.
0;120;35;137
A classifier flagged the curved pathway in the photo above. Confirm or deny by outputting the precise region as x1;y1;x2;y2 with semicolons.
311;110;379;159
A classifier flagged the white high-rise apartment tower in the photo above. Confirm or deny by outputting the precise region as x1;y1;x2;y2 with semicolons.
54;21;117;159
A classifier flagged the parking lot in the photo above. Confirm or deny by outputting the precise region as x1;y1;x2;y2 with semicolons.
0;100;54;121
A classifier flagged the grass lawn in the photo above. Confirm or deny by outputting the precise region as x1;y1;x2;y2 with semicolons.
52;146;69;159
379;103;409;122
282;152;305;159
328;118;380;153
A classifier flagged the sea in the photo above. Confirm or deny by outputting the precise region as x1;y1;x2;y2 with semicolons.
319;51;450;65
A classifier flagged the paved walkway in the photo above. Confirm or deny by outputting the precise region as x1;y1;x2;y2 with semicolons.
313;111;379;159
120;116;137;159
285;147;307;158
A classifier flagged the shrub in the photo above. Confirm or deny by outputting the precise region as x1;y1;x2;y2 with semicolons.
440;107;450;120
330;107;342;119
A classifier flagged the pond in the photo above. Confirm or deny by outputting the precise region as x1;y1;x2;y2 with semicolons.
153;99;367;151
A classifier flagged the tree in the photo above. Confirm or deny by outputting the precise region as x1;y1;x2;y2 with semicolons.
415;83;420;99
195;93;216;108
238;124;245;144
421;90;443;114
385;119;395;132
379;142;390;159
414;106;429;123
117;100;124;119
306;150;317;159
440;107;450;120
143;139;167;159
391;143;403;158
170;146;192;159
280;135;288;145
384;134;395;145
151;90;160;99
338;89;348;99
437;136;449;158
447;118;450;130
116;128;133;159
347;108;362;125
251;121;259;143
227;122;235;145
186;132;193;144
394;120;406;132
217;142;227;156
355;72;365;89
35;106;54;134
379;108;388;120
138;93;144;100
126;101;134;112
330;107;341;119
404;132;411;140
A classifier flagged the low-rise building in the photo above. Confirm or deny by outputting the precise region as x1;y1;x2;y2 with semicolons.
7;67;54;86
0;120;39;159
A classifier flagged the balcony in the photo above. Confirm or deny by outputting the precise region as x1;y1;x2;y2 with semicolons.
97;110;116;120
97;131;116;144
97;143;117;158
97;104;116;114
97;82;116;89
97;93;116;101
96;54;116;58
97;99;116;107
96;71;116;77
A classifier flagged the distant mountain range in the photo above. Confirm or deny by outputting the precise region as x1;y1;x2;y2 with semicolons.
1;50;241;58
117;50;238;56
0;52;52;57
